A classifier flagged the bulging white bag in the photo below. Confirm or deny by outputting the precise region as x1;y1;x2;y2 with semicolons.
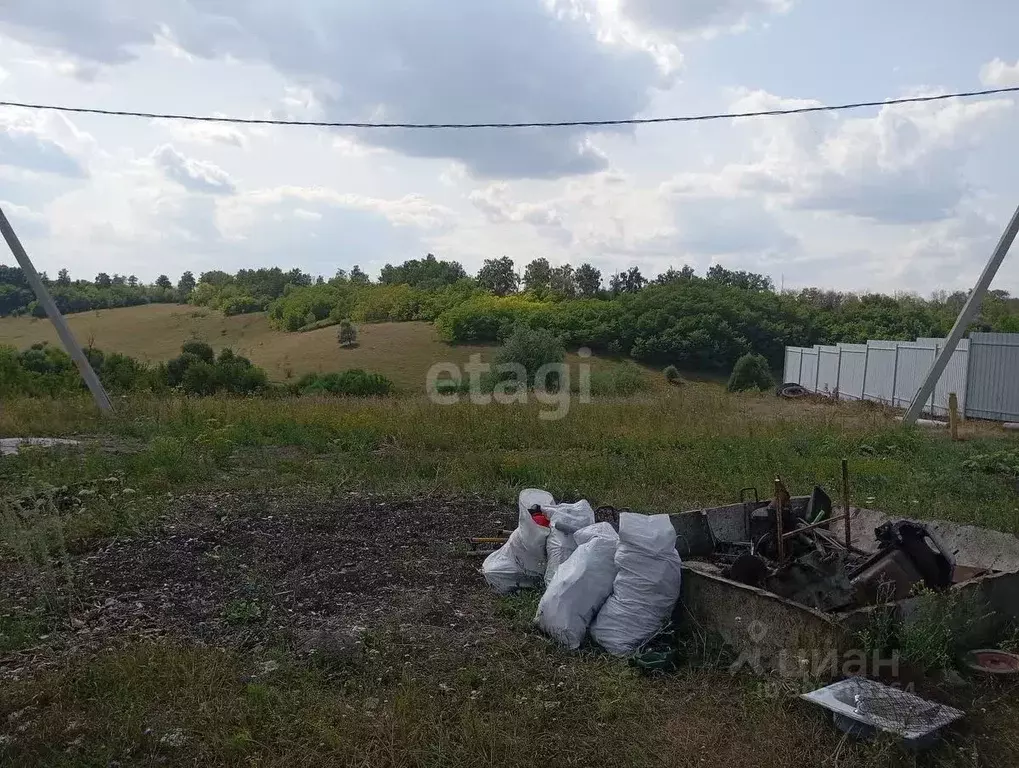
535;522;619;649
543;500;596;583
481;489;554;594
590;513;682;656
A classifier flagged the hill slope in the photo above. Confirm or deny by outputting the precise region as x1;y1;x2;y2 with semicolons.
0;304;633;389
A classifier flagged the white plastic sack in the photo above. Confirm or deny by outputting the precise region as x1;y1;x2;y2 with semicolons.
535;522;619;649
481;489;554;594
590;513;683;656
543;500;596;583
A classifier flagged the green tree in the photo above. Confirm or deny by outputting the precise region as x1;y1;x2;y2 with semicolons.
155;274;173;290
337;319;357;347
127;275;139;288
523;258;552;293
610;266;646;295
656;266;695;285
95;272;112;289
379;254;467;288
349;265;370;285
56;268;71;286
707;265;774;292
549;264;577;298
575;263;602;297
477;256;519;296
178;271;196;297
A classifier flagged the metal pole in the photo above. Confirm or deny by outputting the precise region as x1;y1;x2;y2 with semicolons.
904;201;1019;424
0;205;113;414
841;459;851;550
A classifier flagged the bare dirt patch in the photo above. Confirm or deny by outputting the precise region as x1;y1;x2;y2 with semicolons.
1;490;513;676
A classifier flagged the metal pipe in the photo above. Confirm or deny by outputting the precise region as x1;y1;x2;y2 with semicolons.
781;513;848;540
774;477;785;561
842;459;851;549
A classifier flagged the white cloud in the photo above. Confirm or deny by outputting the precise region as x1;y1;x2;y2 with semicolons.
0;0;665;179
0;108;93;177
980;58;1019;88
668;88;1013;225
166;121;248;149
246;186;455;230
620;0;792;37
152;144;237;195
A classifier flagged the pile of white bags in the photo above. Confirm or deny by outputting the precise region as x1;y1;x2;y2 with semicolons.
534;522;619;649
590;512;683;656
481;489;554;594
543;500;596;583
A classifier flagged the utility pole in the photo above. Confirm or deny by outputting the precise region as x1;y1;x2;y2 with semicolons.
903;201;1019;425
0;205;113;414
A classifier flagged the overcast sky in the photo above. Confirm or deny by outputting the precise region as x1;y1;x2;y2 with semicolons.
1;0;1018;294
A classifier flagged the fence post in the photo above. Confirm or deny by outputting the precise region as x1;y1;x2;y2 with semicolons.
814;349;820;394
834;347;842;400
860;344;870;403
891;344;900;407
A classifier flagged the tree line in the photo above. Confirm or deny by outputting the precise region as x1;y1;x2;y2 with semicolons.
4;254;1018;373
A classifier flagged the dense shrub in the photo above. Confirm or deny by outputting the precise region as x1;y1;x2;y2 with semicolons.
181;340;215;364
727;353;775;393
297;370;394;397
493;325;565;386
663;365;681;385
169;345;268;395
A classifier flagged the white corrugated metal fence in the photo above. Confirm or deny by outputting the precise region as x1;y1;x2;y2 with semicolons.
781;335;1002;419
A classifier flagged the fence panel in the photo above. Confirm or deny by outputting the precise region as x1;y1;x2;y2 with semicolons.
863;341;897;405
799;348;819;391
784;347;803;385
893;342;937;411
816;346;841;395
836;344;867;400
966;333;1019;421
919;338;969;417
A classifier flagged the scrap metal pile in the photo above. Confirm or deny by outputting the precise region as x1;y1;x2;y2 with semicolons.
716;473;955;612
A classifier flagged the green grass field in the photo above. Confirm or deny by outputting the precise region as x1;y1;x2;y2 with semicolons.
0;305;638;389
2;324;1019;766
0;385;1014;761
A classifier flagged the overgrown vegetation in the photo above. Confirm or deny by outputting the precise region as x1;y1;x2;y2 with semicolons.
0;341;397;399
727;353;775;393
296;370;394;397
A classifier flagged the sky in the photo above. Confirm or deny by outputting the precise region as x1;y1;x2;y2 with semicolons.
1;0;1018;295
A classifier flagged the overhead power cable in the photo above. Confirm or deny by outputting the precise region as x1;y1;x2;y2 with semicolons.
1;86;1018;129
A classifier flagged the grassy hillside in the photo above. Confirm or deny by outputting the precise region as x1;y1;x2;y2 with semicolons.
0;304;642;389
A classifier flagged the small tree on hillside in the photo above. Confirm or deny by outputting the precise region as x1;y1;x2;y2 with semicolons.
337;319;357;347
155;274;173;290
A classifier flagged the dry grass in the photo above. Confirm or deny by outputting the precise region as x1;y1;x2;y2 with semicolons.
0;305;639;389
